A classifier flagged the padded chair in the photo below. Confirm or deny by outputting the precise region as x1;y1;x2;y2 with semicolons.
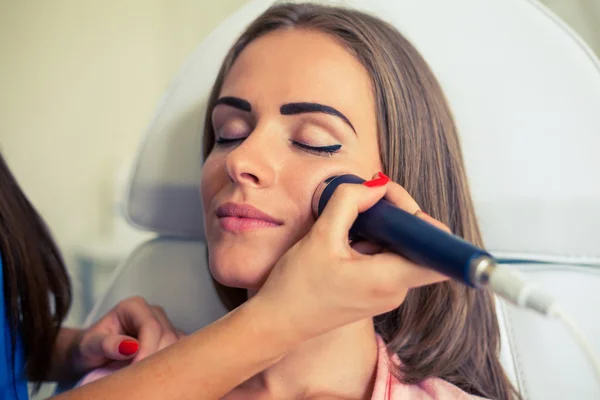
81;0;600;398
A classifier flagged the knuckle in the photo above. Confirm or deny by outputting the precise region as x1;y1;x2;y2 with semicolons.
310;221;330;239
368;279;397;298
163;332;178;344
332;183;358;200
367;279;408;311
369;268;406;297
152;305;167;316
75;331;87;353
101;337;114;355
126;295;148;308
147;318;162;332
138;318;162;337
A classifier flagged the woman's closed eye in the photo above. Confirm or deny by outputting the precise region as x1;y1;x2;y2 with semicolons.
214;119;251;144
215;136;342;157
215;136;246;145
290;140;341;156
291;124;343;156
214;118;343;157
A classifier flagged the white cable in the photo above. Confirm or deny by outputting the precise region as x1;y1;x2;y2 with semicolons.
551;306;600;387
487;266;556;315
486;265;600;389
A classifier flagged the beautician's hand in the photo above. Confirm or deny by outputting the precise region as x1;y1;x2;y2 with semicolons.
58;296;184;379
253;173;451;342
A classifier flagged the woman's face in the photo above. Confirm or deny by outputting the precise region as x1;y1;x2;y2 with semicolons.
201;29;383;289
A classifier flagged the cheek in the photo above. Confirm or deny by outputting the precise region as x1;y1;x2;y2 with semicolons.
281;173;318;240
282;156;383;244
200;153;225;210
280;161;357;237
285;162;334;206
286;155;380;199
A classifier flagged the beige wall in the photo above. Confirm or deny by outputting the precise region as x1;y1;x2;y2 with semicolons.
0;0;246;319
0;0;246;245
542;0;600;56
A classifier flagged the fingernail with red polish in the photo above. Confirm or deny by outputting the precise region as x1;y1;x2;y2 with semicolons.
363;173;390;187
118;340;139;356
376;172;390;180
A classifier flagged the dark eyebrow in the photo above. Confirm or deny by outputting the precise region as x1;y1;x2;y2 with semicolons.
214;96;252;112
280;102;356;134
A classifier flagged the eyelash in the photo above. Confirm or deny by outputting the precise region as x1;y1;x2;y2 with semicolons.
214;137;342;156
290;140;341;156
215;137;244;145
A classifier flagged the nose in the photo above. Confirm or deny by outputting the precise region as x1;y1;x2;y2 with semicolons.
224;127;276;188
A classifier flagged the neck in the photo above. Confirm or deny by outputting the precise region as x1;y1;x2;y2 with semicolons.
236;294;379;399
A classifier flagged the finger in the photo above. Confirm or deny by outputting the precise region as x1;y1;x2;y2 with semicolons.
115;297;163;361
149;306;180;354
106;335;140;360
81;333;139;361
313;182;388;243
358;251;448;289
414;210;451;233
350;240;383;255
78;333;108;361
380;179;421;215
380;179;450;233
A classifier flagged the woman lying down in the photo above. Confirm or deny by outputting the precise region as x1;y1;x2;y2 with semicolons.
75;3;520;399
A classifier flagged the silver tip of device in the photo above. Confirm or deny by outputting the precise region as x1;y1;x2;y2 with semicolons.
312;176;338;219
469;255;497;288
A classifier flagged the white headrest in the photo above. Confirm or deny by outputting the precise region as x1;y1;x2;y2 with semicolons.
125;0;600;265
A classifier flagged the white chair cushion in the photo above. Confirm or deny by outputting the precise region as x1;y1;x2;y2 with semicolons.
85;239;227;334
496;264;600;399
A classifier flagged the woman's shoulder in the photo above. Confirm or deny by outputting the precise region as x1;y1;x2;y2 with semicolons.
375;364;488;400
406;377;488;399
372;335;488;400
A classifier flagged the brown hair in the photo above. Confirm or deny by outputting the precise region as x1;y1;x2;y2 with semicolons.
0;151;72;392
202;3;520;399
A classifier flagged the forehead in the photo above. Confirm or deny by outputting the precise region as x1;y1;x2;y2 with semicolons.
220;28;374;111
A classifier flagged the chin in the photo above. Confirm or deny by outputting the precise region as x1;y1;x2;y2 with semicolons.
208;250;275;290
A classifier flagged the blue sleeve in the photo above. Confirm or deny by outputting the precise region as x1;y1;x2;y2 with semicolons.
1;256;29;400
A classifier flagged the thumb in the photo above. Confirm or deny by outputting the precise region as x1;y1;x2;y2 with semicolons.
84;334;140;361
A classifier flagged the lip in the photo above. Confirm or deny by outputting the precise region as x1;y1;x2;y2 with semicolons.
216;202;283;232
